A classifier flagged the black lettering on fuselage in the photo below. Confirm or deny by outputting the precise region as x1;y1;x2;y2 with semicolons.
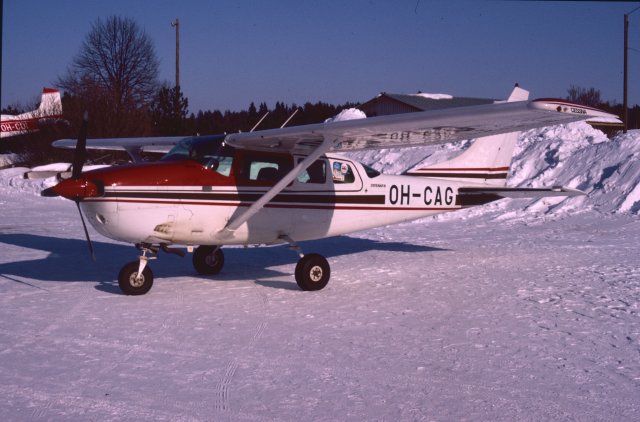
389;185;398;205
444;187;454;205
424;186;433;205
400;184;410;205
424;186;455;206
389;184;411;205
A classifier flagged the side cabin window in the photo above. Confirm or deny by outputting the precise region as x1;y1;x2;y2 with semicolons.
240;153;293;185
296;159;327;184
331;160;355;184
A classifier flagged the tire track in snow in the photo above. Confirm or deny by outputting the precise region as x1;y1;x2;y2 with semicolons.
214;358;239;412
211;282;269;416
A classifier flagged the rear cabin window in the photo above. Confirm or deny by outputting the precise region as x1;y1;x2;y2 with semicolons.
331;160;355;184
242;154;293;184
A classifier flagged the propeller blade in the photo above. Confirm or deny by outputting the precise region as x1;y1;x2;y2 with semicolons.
71;111;89;179
76;201;96;261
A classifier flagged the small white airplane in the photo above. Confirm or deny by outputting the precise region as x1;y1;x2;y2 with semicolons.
1;88;64;139
43;86;619;295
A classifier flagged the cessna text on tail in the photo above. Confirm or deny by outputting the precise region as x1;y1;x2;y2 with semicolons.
1;88;63;139
43;86;620;295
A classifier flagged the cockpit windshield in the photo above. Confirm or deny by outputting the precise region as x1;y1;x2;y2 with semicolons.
161;135;234;176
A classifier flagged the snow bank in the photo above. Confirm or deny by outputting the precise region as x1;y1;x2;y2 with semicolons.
0;167;57;195
348;122;640;217
325;108;366;122
510;123;640;216
0;153;21;168
31;163;71;172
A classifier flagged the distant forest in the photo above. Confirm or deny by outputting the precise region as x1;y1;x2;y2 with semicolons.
182;100;359;136
1;91;638;168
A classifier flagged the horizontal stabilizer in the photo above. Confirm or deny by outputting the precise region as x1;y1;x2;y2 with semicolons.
457;186;585;207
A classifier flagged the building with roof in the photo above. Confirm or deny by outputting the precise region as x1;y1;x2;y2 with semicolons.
359;92;496;117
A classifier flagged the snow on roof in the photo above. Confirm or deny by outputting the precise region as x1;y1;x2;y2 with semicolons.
412;93;454;100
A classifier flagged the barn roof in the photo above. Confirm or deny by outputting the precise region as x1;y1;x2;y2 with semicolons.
360;92;497;112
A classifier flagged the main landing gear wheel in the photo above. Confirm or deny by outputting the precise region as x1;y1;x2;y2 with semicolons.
193;245;225;275
118;261;154;295
295;253;330;291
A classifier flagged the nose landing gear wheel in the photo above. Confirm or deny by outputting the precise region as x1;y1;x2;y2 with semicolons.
295;253;330;291
193;245;225;275
118;261;154;295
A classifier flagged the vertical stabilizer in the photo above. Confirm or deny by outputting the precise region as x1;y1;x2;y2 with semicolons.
406;86;528;187
37;88;63;118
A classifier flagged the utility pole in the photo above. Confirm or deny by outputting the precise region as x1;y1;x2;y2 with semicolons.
624;13;629;133
171;19;180;90
623;6;640;134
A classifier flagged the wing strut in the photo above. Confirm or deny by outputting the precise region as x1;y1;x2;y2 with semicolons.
218;136;336;238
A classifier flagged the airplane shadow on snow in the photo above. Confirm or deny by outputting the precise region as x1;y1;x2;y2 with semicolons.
0;233;447;293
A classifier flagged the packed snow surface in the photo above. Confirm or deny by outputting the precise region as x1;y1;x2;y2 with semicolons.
1;123;639;421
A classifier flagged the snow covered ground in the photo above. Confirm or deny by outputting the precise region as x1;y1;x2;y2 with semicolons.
1;123;639;421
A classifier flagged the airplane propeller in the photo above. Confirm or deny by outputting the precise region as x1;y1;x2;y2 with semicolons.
71;111;88;179
72;112;96;260
76;200;96;261
42;112;96;260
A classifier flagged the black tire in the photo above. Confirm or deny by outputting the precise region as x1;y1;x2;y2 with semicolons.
118;261;154;295
193;245;224;275
295;253;330;291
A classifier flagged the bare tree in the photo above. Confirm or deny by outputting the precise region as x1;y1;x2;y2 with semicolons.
58;16;159;136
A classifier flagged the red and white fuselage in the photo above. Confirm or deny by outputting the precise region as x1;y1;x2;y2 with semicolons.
67;152;462;247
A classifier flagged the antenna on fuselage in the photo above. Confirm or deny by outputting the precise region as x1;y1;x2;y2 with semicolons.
280;108;300;128
250;112;270;132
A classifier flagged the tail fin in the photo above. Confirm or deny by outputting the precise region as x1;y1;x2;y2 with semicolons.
37;88;63;118
406;86;528;187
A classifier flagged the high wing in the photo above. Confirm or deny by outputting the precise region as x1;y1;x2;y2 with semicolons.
53;135;207;162
52;94;619;159
224;97;619;154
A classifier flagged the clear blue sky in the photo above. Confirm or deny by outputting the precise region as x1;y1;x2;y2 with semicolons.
2;0;640;113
